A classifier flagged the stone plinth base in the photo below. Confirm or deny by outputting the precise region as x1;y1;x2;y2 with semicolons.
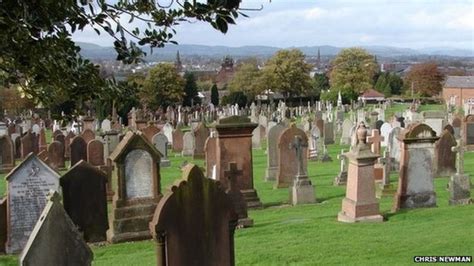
337;211;383;223
237;217;254;228
108;200;157;243
265;166;277;181
290;177;316;205
160;159;171;167
393;191;436;211
449;174;472;206
333;172;347;186
338;197;383;223
241;189;263;209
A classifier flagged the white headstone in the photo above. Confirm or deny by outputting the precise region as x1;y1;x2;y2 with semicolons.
124;149;153;199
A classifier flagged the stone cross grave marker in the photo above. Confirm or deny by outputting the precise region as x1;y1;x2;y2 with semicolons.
333;149;347;186
448;134;472;205
290;135;308;178
367;129;384;155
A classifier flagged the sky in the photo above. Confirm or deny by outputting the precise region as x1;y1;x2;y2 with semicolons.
72;0;474;50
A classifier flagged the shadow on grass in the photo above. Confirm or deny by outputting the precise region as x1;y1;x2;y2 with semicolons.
317;193;346;202
262;201;288;208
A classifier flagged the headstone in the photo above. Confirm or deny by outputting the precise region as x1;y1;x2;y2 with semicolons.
87;139;105;166
434;130;457;176
380;122;392;147
289;135;315;205
224;162;253;227
70;136;87;166
5;154;60;253
340;119;354;145
162;123;173;146
265;123;286;181
452;116;462;138
388;127;402;171
204;134;217;179
338;122;383;223
193;123;209;159
448;136;472;205
38;128;47;153
252;125;263;149
215;116;262;209
393;123;439;211
422;111;446;136
64;131;75;159
141;124;161;143
19;191;93;266
152;133;171;167
0;135;15;173
377;149;396;197
463;115;474;150
333;149;348;186
81;128;96;144
20;131;38;159
150;164;237;266
0;198;7;253
108;131;161;243
60;160;108;242
307;126;320;160
276;124;308;188
172;127;184;153
181;132;195;156
101;119;112;132
46;141;65;170
324;121;334;144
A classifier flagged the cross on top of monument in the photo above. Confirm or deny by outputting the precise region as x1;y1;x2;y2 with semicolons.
367;129;384;145
289;135;308;177
452;137;466;175
224;162;243;191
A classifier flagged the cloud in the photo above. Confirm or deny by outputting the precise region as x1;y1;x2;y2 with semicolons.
72;0;474;50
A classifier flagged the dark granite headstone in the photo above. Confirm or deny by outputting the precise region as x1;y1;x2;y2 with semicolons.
435;130;457;176
87;139;105;166
60;160;108;242
0;135;15;173
46;141;65;170
70;136;87;166
150;164;238;266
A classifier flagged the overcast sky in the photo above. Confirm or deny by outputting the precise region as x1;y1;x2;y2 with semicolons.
72;0;474;50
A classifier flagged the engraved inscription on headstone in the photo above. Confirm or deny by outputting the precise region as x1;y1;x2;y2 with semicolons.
124;149;153;199
6;155;59;254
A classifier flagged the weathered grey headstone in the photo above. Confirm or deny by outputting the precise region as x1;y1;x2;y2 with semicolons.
19;191;93;266
163;123;173;146
101;119;111;132
380;122;393;147
181;132;195;157
333;149;348;186
324;121;334;144
388;127;402;171
152;133;170;167
5;154;60;254
448;136;472;205
340;119;353;145
265;123;286;181
289;135;315;205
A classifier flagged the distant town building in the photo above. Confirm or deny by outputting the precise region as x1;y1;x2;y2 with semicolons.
358;89;385;102
443;76;474;109
214;56;235;88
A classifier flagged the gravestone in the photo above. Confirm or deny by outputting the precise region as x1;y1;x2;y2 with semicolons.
393;123;439;211
463;115;474;150
193;123;209;159
38;128;47;153
215;116;262;209
20;131;38;159
5;154;60;254
340;119;353;145
81;128;96;144
0;135;15;173
150;164;238;266
172;127;184;153
53;133;65;154
252;125;263;149
435;129;457;176
46;141;65;170
87;139;105;166
141;124;161;143
388;127;402;171
380;122;392;147
307;126;320;160
204;134;218;179
19;191;93;266
422;111;446;136
448;137;472;205
315;118;324;138
276;124;308;188
324;121;335;144
152;133;171;167
224;162;253;227
377;149;396;198
162;123;173;146
289;135;316;205
338;122;383;223
13;134;21;159
60;160;108;242
181;132;195;156
333;149;348;186
101;119;111;132
108;131;162;243
70;136;87;166
64;131;75;159
265;123;286;181
0;198;6;253
367;129;384;155
452;116;462;138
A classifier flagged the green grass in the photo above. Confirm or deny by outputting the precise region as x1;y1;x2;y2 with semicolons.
1;104;473;265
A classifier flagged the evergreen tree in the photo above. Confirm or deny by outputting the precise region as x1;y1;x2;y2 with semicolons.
183;72;200;106
211;84;219;106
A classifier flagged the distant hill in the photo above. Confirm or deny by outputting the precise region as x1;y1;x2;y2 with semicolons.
76;42;474;61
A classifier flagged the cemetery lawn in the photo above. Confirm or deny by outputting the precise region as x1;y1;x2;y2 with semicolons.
1;145;473;265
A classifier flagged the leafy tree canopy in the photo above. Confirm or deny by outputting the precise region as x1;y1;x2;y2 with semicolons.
183;71;201;106
404;62;444;97
141;63;185;109
228;60;262;101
